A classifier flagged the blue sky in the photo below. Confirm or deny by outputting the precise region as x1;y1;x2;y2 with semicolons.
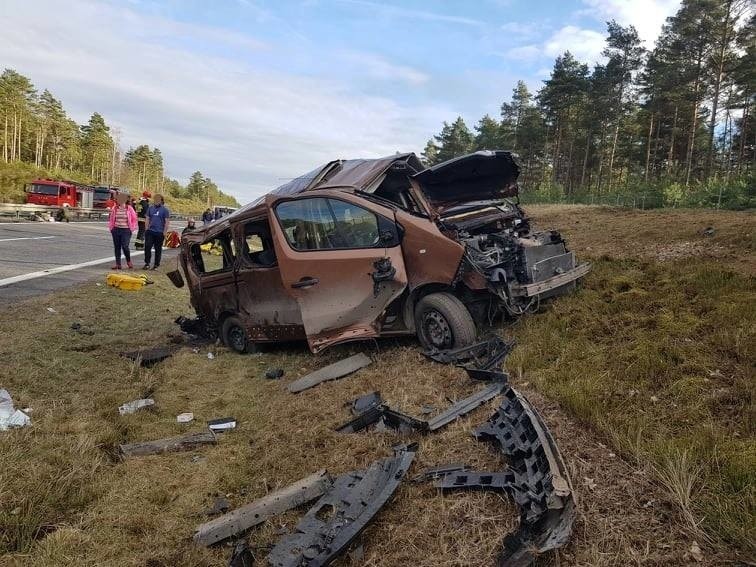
2;0;680;201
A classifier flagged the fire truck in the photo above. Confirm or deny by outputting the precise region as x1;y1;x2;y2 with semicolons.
25;179;94;208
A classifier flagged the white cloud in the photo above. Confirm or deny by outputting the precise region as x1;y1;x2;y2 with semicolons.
337;51;429;86
1;0;450;202
337;0;485;27
544;25;607;63
505;45;542;62
580;0;681;46
500;21;547;40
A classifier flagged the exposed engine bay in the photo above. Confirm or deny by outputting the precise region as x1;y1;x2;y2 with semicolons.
452;204;588;316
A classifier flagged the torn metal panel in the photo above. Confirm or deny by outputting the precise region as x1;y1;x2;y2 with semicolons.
427;382;505;431
268;444;417;567
472;386;576;566
288;353;372;393
194;470;332;547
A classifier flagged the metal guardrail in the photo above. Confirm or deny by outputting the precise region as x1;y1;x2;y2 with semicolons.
0;203;188;222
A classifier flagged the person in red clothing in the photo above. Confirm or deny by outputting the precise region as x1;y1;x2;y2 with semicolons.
108;192;138;269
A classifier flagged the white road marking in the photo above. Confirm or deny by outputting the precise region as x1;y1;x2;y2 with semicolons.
0;252;146;288
0;236;56;243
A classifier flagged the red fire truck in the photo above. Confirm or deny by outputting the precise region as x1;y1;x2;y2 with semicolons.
25;179;94;208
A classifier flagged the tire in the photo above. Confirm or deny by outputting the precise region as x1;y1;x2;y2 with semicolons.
414;292;477;351
221;316;257;354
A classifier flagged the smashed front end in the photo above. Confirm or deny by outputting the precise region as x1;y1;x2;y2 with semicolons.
413;151;590;316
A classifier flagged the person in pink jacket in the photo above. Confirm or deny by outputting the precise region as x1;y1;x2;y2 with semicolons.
108;192;138;269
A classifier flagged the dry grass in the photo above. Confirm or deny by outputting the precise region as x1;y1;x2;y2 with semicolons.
0;205;753;566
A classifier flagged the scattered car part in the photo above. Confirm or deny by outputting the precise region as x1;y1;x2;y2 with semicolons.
0;388;31;431
122;346;177;367
288;353;372;393
118;398;155;415
175;315;215;340
349;391;382;415
434;470;516;491
194;470;332;547
429;386;576;567
265;368;285;380
336;383;504;434
119;431;216;458
268;444;417;567
411;463;469;483
207;417;237;432
427;382;505;430
177;412;194;423
425;335;514;382
227;540;254;567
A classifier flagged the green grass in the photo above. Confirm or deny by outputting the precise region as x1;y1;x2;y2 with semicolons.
507;257;755;550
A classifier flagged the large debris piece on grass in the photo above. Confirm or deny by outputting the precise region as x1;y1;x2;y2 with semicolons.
336;383;504;434
120;431;216;458
122;346;178;367
194;470;333;547
430;386;575;567
268;444;417;567
0;388;31;431
288;353;372;393
425;336;514;382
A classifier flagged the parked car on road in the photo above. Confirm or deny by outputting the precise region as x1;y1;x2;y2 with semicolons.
175;151;590;353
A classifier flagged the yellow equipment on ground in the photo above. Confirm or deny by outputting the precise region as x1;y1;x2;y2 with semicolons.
106;273;149;291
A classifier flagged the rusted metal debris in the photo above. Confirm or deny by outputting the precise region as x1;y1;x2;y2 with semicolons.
428;386;576;567
288;353;372;393
336;383;504;434
120;431;216;458
194;470;332;547
268;444;417;567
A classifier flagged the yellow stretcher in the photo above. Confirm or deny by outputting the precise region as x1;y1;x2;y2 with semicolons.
106;273;150;291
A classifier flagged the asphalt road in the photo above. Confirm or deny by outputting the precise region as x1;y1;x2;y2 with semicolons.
0;222;173;304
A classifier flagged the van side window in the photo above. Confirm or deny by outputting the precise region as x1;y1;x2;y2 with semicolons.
276;198;379;250
190;231;235;274
243;220;277;267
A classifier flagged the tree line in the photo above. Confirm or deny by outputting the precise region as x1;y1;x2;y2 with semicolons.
0;69;238;208
423;0;754;209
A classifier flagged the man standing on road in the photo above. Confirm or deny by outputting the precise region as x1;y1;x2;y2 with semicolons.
135;191;151;250
143;194;170;270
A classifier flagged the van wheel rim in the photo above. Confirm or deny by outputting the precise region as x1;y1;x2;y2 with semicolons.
423;310;452;349
229;326;246;351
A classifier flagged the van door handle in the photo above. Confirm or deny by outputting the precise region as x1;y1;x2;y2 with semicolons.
292;277;319;289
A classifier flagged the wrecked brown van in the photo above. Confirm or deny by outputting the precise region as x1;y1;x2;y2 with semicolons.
177;151;590;353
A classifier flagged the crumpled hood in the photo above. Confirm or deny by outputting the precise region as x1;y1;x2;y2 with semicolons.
413;150;520;215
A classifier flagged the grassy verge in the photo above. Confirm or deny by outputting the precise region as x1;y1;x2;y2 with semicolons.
0;205;753;565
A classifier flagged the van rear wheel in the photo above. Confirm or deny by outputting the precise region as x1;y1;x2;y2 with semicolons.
415;292;476;351
221;316;258;354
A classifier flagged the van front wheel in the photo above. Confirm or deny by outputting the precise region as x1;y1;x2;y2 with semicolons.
221;316;258;354
414;292;476;351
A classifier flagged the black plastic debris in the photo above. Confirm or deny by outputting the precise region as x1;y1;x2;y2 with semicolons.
268;444;417;567
336;383;504;434
122;346;177;367
227;540;254;567
265;368;285;380
70;322;95;336
411;463;469;483
426;386;576;567
350;391;382;415
425;335;514;382
175;315;215;340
